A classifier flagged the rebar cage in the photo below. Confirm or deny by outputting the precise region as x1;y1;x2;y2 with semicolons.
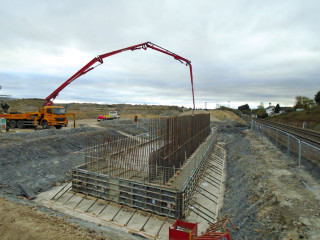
78;114;210;185
72;114;216;218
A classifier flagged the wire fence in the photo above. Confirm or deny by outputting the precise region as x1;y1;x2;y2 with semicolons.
251;120;320;200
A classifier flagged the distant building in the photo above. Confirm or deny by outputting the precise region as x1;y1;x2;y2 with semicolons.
265;106;275;115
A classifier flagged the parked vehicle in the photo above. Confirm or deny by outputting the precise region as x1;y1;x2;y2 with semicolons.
0;106;75;129
97;111;120;121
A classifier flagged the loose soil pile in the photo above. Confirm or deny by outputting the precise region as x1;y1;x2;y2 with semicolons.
0;127;121;196
0;197;107;240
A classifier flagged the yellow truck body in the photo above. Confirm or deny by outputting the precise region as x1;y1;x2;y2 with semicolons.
0;106;75;129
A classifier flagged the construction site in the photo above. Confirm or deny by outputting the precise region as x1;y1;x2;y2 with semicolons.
1;42;320;239
1;102;319;239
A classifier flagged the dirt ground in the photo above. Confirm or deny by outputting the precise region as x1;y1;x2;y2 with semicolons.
220;127;320;239
1;110;319;239
0;197;106;240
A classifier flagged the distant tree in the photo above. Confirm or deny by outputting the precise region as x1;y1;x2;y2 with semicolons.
274;104;280;113
258;102;264;110
238;104;251;115
294;96;315;109
315;91;320;105
254;102;267;118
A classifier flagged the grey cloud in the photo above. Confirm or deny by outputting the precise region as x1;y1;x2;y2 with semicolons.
0;0;319;109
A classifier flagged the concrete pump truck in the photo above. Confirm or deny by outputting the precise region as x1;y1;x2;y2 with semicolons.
0;42;195;129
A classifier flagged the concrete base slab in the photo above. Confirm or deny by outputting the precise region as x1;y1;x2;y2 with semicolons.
35;183;172;239
34;144;226;239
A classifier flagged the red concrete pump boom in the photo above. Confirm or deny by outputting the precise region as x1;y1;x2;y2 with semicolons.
44;42;195;109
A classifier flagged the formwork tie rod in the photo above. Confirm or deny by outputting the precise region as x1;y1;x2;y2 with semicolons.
197;185;218;199
51;181;71;200
205;179;219;189
205;172;221;182
125;209;138;226
54;185;72;202
140;209;154;231
204;176;220;188
73;194;88;209
207;166;222;176
204;175;220;185
210;160;223;167
196;189;217;204
111;206;124;221
189;206;212;224
195;202;216;216
209;155;223;162
191;204;216;221
207;163;222;172
210;159;223;166
63;190;78;205
85;188;108;213
156;204;175;237
98;193;119;215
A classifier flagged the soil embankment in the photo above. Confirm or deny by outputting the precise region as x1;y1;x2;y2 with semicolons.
220;126;320;239
0;128;121;196
2;109;318;239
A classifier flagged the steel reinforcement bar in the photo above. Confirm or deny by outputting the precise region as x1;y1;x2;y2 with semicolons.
71;114;217;219
71;129;217;219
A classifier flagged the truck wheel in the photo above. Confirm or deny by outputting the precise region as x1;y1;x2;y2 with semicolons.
9;120;17;128
55;125;62;129
42;121;49;129
17;120;24;129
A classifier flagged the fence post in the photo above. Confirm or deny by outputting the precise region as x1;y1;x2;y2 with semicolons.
287;134;290;160
276;129;278;147
298;140;301;175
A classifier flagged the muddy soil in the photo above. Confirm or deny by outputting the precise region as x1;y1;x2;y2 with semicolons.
220;127;320;240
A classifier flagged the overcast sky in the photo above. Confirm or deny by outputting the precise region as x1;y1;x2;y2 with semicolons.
0;0;319;109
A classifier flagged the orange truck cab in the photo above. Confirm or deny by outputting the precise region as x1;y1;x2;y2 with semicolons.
0;106;75;129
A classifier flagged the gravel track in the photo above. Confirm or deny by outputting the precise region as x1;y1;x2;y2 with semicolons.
98;118;150;136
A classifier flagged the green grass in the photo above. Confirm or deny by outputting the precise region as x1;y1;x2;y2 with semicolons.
268;106;320;132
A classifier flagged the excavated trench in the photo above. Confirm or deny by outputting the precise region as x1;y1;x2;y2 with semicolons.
0;121;248;238
5;120;316;239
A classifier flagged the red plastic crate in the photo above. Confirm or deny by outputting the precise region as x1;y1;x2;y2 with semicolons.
169;219;198;240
